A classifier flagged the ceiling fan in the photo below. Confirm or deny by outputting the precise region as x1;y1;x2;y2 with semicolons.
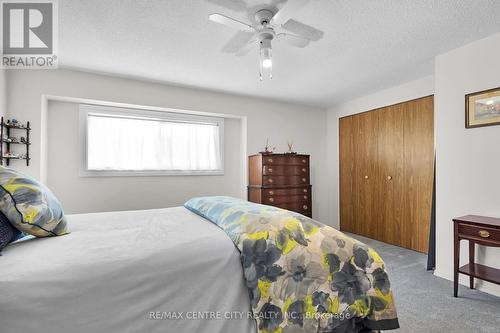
208;0;324;81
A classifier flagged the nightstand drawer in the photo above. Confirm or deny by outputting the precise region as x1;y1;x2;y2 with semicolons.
458;224;500;243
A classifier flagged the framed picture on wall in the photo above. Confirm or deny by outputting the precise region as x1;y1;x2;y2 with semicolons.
466;87;500;128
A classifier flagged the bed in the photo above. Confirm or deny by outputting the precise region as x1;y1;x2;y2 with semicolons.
1;197;399;333
0;207;255;333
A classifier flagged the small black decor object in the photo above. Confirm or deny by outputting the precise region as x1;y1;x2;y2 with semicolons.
0;117;31;166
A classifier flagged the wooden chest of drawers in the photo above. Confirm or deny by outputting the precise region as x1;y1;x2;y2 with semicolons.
248;153;312;217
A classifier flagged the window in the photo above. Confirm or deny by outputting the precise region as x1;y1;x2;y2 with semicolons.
80;104;224;176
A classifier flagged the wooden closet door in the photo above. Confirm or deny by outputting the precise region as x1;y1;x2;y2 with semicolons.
339;116;356;233
353;111;379;239
377;105;405;246
403;96;434;253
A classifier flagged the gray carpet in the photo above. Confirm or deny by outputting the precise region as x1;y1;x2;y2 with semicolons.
348;233;500;333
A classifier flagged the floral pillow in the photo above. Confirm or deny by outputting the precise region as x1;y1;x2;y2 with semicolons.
0;166;68;237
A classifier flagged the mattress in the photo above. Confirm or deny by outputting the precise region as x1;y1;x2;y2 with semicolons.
0;207;255;333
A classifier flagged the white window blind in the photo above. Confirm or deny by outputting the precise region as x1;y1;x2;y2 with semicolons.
80;105;224;176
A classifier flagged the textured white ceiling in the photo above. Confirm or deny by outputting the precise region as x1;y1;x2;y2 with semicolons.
59;0;500;107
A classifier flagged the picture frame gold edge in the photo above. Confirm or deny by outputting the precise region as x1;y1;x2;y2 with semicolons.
465;86;500;129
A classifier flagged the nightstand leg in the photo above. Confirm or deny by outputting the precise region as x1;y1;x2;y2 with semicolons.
469;240;475;289
453;223;459;297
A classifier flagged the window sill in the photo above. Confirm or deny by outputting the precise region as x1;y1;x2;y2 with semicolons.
79;169;225;177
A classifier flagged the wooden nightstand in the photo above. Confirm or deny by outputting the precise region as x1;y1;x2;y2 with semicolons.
453;215;500;297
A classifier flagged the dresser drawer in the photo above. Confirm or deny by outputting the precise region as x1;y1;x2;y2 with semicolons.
458;223;500;243
262;165;309;176
262;194;310;205
263;175;309;186
262;155;309;166
273;201;311;215
262;187;310;196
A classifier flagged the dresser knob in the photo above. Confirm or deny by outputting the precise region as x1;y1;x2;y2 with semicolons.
304;195;308;199
364;175;369;179
268;178;273;183
478;230;490;238
303;189;307;193
303;205;308;210
387;176;393;180
268;168;273;173
269;197;274;202
302;159;306;163
268;191;274;195
302;178;306;182
268;158;273;163
302;168;307;172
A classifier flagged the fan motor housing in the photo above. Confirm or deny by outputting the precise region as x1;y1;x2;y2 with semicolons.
255;9;274;26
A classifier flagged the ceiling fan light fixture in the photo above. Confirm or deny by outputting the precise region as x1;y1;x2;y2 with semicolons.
259;39;273;80
262;58;273;69
261;46;273;68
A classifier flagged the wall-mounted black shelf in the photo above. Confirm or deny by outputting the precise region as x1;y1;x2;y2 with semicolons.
0;117;31;166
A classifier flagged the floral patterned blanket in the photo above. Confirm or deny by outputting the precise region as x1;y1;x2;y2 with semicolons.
184;196;399;333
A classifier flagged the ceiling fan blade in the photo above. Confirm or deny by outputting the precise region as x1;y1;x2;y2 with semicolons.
272;0;310;25
282;19;324;41
277;33;310;48
222;31;255;53
235;39;257;56
207;0;247;12
209;13;255;33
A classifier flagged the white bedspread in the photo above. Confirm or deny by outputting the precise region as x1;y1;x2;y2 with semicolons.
0;207;255;333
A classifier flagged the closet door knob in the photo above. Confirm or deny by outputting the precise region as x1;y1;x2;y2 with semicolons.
387;176;393;180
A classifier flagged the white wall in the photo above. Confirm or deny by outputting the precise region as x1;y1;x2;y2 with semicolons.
47;101;242;214
0;69;6;118
6;69;329;221
326;76;435;228
434;32;500;296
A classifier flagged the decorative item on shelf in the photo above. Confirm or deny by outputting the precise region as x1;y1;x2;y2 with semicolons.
259;138;276;155
466;86;500;128
0;117;31;166
285;140;297;154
